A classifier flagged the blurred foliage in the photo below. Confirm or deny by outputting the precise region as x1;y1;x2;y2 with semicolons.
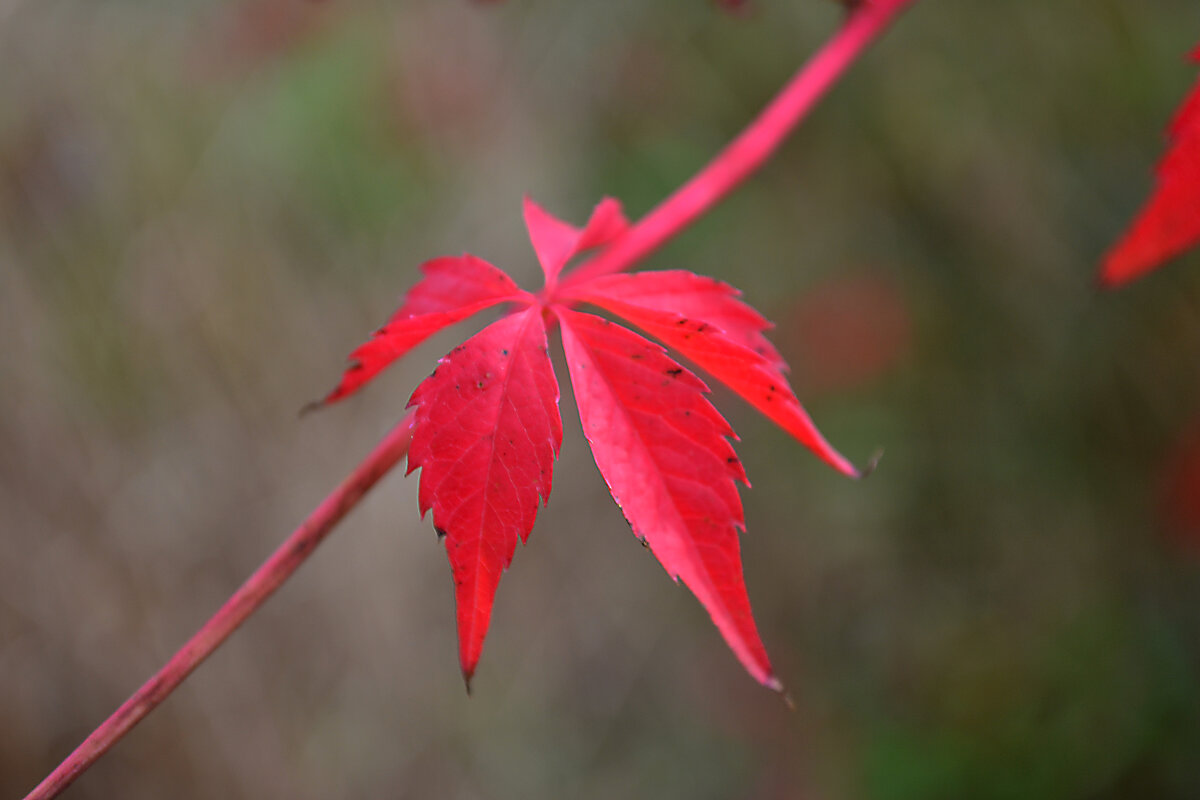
3;1;1200;798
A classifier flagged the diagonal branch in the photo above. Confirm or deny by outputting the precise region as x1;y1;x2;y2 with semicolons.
562;0;917;288
23;416;415;800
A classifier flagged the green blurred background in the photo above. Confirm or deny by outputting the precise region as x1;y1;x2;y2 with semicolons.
4;1;1200;798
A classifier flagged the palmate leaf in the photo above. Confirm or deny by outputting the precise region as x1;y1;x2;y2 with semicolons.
324;195;860;690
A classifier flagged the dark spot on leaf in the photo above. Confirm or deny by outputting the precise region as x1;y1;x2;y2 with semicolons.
631;353;644;360
665;367;683;378
476;381;485;389
726;456;737;464
435;526;447;541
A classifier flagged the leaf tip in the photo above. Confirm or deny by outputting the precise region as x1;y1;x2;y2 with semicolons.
297;398;326;419
857;448;885;480
1096;255;1137;291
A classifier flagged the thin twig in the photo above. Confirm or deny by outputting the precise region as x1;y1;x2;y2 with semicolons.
562;0;916;288
24;416;415;800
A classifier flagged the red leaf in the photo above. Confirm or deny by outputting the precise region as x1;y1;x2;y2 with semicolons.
324;255;530;404
566;270;787;370
564;273;860;478
1101;45;1200;287
406;307;562;688
523;196;629;287
782;273;911;396
326;194;865;690
555;308;780;690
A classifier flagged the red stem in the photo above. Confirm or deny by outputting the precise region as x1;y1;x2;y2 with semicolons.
563;0;916;289
26;3;914;796
24;416;416;800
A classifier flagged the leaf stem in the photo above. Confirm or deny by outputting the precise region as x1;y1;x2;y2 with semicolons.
23;416;416;800
563;0;916;288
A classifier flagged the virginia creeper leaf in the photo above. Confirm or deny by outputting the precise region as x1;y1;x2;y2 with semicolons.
406;307;562;688
524;196;630;286
324;255;530;403
555;308;780;690
1101;45;1200;287
327;194;861;689
565;274;860;478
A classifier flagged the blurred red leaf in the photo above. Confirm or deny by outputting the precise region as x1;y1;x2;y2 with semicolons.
716;0;752;15
1100;45;1200;287
1159;421;1200;556
195;0;337;76
782;273;911;396
323;196;861;689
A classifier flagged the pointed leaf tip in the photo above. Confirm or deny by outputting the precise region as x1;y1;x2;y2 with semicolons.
523;195;629;286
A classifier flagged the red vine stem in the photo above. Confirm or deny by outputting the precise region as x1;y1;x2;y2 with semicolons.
26;3;913;797
563;0;916;288
24;417;416;800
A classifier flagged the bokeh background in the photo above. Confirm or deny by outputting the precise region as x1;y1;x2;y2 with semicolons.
4;1;1200;798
